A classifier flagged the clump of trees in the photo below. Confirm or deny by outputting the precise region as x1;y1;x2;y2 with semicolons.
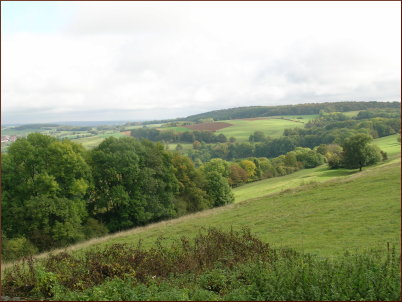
318;134;384;171
131;128;228;144
283;112;400;148
1;135;234;259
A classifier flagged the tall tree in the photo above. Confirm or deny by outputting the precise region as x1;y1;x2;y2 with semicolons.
1;133;91;249
89;137;179;232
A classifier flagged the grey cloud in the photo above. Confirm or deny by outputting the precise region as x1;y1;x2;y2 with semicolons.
2;2;400;124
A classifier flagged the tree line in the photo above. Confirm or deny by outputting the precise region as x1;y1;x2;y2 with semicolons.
131;101;400;125
1;133;334;259
184;112;399;163
184;101;400;122
131;127;229;143
1;134;234;259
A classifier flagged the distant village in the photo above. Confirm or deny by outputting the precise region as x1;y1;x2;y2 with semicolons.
1;135;18;143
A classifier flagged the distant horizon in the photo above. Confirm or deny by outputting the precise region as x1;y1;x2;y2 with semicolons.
2;99;400;127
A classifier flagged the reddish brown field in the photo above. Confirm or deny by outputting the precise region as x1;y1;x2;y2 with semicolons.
184;122;232;132
121;131;132;136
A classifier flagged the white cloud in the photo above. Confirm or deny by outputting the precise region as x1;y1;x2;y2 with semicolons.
2;1;400;123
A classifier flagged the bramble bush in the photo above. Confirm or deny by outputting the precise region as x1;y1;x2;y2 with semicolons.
2;228;400;301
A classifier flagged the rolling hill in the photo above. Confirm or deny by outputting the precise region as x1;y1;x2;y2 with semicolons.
6;155;397;266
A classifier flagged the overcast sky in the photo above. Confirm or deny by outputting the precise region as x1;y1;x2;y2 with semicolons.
1;1;401;124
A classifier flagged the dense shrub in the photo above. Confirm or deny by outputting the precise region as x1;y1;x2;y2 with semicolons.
3;228;400;301
2;236;38;261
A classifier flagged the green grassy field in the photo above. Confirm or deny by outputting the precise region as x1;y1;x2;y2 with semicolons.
231;134;400;203
373;134;400;157
152;114;318;142
167;143;193;151
72;132;127;149
215;116;313;142
1;127;51;136
233;166;357;203
22;157;398;262
124;124;162;130
343;110;361;117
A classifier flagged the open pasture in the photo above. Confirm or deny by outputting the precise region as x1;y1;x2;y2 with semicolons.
373;134;400;157
72;131;126;149
215;117;308;142
16;158;398;262
233;165;357;203
85;160;402;257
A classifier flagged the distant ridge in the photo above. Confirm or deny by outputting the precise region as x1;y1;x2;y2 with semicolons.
184;101;401;122
141;101;400;125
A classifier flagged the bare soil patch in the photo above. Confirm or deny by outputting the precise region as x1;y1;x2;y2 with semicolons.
184;122;232;132
121;131;131;136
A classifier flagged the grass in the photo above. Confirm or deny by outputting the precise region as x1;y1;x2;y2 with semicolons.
151;114;318;142
167;143;193;151
72;132;126;149
1;127;49;136
343;110;361;117
233;166;357;203
215;116;311;142
373;134;400;157
98;160;401;257
9;157;397;264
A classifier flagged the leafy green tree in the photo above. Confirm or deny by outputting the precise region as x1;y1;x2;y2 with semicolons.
90;137;179;232
2;236;38;261
325;144;343;169
1;134;91;250
342;134;382;171
294;147;324;168
201;158;231;178
284;151;298;168
249;131;266;142
239;160;257;181
205;171;234;207
82;218;109;240
23;196;87;250
171;153;211;215
257;157;275;178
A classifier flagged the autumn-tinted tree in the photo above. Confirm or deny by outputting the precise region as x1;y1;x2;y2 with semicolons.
171;153;211;215
228;164;248;187
239;160;257;181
